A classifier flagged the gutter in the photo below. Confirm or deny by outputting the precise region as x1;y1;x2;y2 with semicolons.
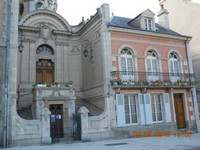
108;25;191;41
185;37;192;75
3;0;11;148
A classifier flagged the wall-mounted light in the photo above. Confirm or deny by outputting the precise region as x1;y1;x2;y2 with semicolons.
18;31;24;53
82;39;93;63
18;43;24;53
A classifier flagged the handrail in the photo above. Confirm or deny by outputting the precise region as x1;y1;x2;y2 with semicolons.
110;71;195;87
75;95;103;116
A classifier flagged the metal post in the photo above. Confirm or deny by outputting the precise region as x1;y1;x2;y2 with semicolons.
3;0;11;148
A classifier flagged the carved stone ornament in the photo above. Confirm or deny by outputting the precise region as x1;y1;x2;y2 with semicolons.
43;0;58;11
71;46;81;54
40;23;52;41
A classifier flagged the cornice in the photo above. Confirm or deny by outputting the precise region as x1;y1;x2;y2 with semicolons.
108;26;191;41
19;26;40;33
19;10;71;31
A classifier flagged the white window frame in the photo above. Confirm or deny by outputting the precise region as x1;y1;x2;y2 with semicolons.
120;48;135;81
147;50;159;81
169;52;181;82
151;94;163;123
124;95;138;125
145;17;153;31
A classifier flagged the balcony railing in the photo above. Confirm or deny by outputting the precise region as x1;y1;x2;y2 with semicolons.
110;71;195;88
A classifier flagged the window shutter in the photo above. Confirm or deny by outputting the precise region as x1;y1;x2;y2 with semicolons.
116;94;125;127
144;93;153;125
139;94;145;125
163;93;172;122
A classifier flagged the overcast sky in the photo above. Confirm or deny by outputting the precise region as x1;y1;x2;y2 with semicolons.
57;0;161;25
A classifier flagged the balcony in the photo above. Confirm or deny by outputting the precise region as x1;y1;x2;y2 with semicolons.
110;71;196;89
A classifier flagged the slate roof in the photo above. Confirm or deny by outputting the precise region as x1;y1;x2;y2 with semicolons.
108;16;190;38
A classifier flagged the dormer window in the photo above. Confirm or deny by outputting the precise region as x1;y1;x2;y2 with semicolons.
126;9;155;31
145;17;153;31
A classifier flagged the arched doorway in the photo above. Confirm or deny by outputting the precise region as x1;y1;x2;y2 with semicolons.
36;45;54;84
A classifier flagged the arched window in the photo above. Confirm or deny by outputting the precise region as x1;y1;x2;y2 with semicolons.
120;48;135;81
169;52;180;81
36;45;54;84
147;50;159;81
36;45;54;55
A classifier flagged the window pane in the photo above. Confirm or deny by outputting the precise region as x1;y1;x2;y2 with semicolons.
152;60;157;72
151;104;155;113
130;96;135;104
128;67;133;72
157;113;162;121
125;105;129;114
170;61;173;74
124;96;128;104
125;115;130;124
148;19;152;30
174;61;179;73
131;105;136;114
131;114;137;123
121;67;126;72
145;19;148;30
152;113;156;121
127;58;133;67
121;58;126;67
147;59;151;72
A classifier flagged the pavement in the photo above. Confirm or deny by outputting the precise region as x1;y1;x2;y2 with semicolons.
2;133;200;150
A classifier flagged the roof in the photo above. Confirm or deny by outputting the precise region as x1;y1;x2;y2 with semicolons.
108;16;190;39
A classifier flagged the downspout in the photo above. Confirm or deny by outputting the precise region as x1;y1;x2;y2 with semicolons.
185;38;192;81
3;0;11;148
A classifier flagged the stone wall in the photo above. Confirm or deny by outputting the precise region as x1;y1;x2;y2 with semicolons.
0;0;6;147
111;123;176;139
12;108;51;147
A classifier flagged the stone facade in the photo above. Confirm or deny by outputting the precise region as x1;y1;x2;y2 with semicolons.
4;0;112;147
0;0;6;147
0;0;199;148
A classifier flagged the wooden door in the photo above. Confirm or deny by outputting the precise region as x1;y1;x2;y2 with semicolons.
175;98;186;129
36;59;54;84
50;104;64;139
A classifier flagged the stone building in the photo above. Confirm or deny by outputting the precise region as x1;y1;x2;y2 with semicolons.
0;0;199;148
159;0;200;136
0;0;7;146
108;8;199;137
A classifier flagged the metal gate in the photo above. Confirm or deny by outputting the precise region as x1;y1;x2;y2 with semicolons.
50;104;63;143
50;115;60;143
73;114;81;140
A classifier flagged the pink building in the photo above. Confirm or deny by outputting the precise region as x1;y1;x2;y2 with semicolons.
108;9;198;137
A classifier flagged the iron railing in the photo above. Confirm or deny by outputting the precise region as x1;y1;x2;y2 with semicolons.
110;71;195;87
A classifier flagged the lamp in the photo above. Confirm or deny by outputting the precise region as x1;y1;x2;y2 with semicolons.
18;43;24;53
82;40;93;62
18;31;24;52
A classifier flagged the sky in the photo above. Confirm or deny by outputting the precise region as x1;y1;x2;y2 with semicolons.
57;0;160;25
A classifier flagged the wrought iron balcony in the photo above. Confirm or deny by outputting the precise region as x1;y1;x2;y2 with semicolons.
110;71;196;88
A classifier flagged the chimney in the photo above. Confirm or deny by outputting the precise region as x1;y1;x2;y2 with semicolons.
158;4;170;29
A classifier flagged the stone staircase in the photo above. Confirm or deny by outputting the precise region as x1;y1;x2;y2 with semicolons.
75;96;104;116
17;105;33;120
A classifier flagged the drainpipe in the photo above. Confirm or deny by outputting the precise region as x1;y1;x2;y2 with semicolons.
185;38;200;132
3;0;11;148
